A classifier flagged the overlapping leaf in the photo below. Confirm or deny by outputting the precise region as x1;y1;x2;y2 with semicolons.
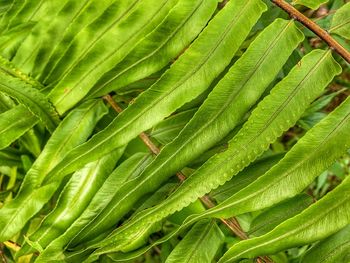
16;148;125;257
63;17;300;246
301;225;350;263
0;70;59;133
0;105;37;150
43;0;266;186
88;0;218;97
105;89;350;262
165;220;224;263
87;49;341;258
218;175;350;262
46;0;179;114
33;153;154;262
0;99;108;242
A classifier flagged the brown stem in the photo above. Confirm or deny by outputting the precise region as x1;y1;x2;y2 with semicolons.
271;0;350;64
103;95;271;262
0;244;7;263
103;95;246;234
102;95;160;155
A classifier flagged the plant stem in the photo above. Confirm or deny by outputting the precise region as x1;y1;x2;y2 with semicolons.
103;95;243;232
103;95;160;155
271;0;350;64
103;94;271;263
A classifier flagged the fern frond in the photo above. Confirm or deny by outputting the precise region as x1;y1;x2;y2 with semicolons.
44;0;266;185
0;100;108;242
88;0;218;97
218;175;350;262
87;49;341;257
65;18;303;246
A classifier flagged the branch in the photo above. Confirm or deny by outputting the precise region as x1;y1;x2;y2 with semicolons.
102;95;160;155
271;0;350;64
103;95;272;263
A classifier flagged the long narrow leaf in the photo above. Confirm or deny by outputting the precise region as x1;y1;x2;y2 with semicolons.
34;153;154;262
16;148;124;257
165;219;224;263
0;99;108;241
218;176;350;262
68;15;297;247
88;49;341;257
88;0;218;97
44;0;266;186
47;0;179;114
301;225;350;263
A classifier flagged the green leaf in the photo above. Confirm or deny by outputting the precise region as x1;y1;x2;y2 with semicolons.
23;235;43;254
0;99;108;242
0;1;12;16
301;225;350;263
44;0;266;185
248;194;313;237
34;153;154;263
292;0;329;10
121;92;350;260
199;92;350;221
330;2;350;40
149;108;197;145
218;176;350;262
0;56;43;89
0;0;45;31
16;148;124;257
64;17;299;246
0;0;26;31
211;153;284;203
87;49;341;257
164;220;224;263
46;0;179;114
66;184;179;263
0;71;59;133
12;0;94;75
0;106;37;150
37;0;138;85
0;22;36;59
88;0;218;97
0;148;22;167
298;89;343;130
0;92;15;112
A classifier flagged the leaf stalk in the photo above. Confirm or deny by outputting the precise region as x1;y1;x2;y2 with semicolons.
271;0;350;64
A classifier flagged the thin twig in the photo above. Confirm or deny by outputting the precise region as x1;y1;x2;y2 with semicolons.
103;95;160;155
271;0;350;64
103;95;271;262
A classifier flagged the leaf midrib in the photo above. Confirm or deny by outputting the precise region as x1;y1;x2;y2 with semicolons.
122;50;333;233
92;0;206;96
56;0;173;106
225;190;350;261
212;107;350;216
0;100;101;238
35;159;103;245
52;0;256;182
82;17;296;241
0;78;57;130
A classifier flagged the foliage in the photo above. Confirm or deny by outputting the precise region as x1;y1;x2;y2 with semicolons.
0;0;349;262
